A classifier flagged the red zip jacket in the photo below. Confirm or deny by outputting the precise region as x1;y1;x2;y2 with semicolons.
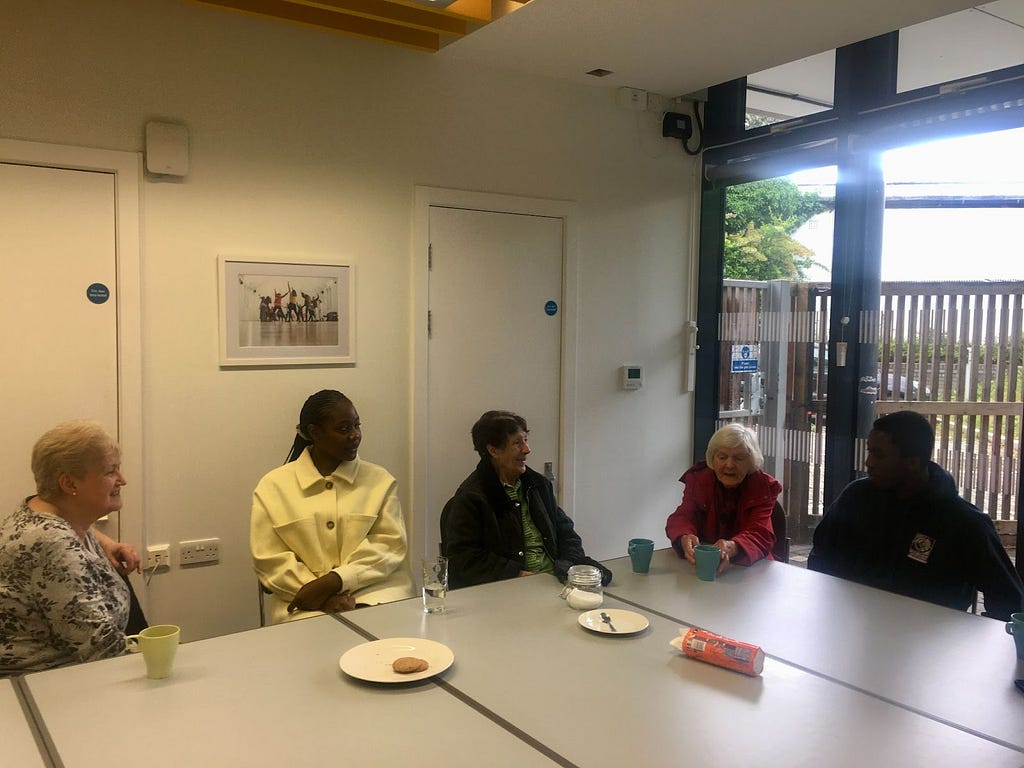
665;462;781;565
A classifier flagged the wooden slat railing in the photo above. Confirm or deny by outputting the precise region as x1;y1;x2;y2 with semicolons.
719;279;1022;541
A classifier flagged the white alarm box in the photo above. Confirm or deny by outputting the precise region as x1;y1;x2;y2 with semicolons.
145;121;190;176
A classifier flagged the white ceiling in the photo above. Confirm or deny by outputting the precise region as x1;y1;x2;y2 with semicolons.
745;0;1024;119
437;0;998;98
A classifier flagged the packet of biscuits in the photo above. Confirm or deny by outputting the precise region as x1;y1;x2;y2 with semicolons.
669;627;764;677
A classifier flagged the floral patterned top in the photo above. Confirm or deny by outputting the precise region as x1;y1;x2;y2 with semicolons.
0;501;129;675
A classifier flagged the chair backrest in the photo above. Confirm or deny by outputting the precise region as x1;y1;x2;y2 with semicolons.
123;574;149;635
258;580;269;627
438;501;451;558
770;500;791;564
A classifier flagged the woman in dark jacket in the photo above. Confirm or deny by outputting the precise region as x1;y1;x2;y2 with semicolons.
441;410;610;589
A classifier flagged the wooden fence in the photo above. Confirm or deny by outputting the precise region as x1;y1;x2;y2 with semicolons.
719;279;1023;543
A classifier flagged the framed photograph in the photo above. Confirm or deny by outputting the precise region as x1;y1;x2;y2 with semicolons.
218;255;355;367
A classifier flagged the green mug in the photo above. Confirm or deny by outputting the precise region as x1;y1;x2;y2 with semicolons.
693;544;722;582
628;538;655;573
1006;612;1024;661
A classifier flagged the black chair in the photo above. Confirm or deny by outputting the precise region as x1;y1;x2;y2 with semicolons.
257;581;273;627
771;500;791;564
123;574;149;635
438;500;452;558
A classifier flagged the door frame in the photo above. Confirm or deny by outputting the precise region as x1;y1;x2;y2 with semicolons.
411;186;578;560
0;138;144;558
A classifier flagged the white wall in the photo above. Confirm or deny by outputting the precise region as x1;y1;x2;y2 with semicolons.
1;0;695;640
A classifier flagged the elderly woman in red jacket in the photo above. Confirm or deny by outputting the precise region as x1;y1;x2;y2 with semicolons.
666;423;781;575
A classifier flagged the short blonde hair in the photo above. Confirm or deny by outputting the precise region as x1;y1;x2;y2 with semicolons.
31;421;119;499
706;423;764;471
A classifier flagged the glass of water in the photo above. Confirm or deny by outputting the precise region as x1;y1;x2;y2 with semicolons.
422;556;448;614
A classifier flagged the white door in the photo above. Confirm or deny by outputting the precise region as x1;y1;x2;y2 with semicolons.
425;205;564;559
0;162;119;524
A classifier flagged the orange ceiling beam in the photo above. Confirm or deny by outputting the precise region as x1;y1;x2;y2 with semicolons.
191;0;457;51
292;0;469;34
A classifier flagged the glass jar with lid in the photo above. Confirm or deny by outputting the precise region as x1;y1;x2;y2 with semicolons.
560;564;603;609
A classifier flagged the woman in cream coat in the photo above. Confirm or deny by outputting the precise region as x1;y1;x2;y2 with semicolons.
251;390;413;623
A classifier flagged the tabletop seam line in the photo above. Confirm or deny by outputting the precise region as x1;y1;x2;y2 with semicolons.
329;612;580;767
12;675;63;768
330;611;378;642
431;677;581;768
603;590;1024;755
767;658;1024;754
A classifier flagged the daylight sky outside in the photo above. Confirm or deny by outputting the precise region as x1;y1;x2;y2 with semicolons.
792;125;1024;282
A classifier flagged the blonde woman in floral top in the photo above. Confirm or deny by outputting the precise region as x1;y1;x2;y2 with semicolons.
0;421;140;675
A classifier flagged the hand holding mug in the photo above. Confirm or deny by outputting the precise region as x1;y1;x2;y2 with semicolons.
680;534;700;563
711;539;737;573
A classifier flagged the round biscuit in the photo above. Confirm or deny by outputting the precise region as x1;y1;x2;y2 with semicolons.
392;656;429;674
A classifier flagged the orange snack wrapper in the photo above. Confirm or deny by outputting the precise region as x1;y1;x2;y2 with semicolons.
677;627;764;677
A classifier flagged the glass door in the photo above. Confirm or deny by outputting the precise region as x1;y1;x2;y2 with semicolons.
717;169;836;546
696;9;1024;569
867;126;1024;560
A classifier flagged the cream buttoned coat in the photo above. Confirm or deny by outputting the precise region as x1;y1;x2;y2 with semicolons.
251;449;414;623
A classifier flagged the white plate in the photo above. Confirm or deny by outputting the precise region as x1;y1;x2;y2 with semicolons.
339;637;454;683
578;608;649;635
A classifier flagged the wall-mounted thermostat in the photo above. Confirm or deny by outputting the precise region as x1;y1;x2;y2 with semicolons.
621;364;643;390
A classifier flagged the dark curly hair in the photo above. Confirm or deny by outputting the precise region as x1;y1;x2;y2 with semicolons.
471;410;529;459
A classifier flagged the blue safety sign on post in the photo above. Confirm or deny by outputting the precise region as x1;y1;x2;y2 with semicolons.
544;300;558;316
730;344;759;373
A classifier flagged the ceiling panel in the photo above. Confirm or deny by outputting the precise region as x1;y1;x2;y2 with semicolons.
187;0;1010;99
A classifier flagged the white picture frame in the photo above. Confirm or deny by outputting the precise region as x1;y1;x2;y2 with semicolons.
218;255;355;367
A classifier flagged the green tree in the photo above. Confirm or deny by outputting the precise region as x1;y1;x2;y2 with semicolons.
744;112;778;130
724;178;830;280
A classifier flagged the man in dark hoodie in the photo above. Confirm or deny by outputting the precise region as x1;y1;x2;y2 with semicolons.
808;410;1022;619
441;410;611;590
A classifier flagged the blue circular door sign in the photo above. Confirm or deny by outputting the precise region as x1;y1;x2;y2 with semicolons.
86;283;110;304
544;300;558;316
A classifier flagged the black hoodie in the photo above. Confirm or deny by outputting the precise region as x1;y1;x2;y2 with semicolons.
808;462;1022;619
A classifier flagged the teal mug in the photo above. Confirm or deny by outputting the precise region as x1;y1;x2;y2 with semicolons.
628;538;655;573
1006;612;1024;660
693;544;722;582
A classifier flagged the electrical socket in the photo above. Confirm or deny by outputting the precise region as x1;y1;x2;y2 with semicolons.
179;538;220;565
146;544;171;571
646;92;669;113
616;86;647;111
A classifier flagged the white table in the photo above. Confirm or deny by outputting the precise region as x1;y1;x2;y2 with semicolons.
602;548;1024;751
1;678;48;767
340;574;1024;767
22;615;560;767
